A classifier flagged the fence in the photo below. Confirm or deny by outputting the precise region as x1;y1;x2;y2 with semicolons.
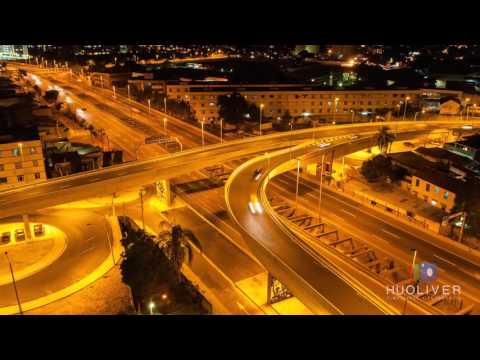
324;179;441;233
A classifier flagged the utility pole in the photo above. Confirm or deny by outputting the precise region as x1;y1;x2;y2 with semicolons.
4;252;23;315
318;154;325;219
295;159;301;209
220;118;223;144
459;212;468;243
139;188;145;230
403;249;417;315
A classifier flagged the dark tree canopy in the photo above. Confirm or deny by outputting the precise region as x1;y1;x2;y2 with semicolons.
44;89;59;103
361;155;405;183
217;92;259;125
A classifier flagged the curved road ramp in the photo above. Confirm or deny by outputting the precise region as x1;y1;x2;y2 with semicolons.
225;129;471;315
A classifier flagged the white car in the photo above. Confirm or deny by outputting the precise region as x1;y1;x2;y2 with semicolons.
248;194;263;214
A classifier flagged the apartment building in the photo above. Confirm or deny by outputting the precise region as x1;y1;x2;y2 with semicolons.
165;83;460;123
0;136;47;191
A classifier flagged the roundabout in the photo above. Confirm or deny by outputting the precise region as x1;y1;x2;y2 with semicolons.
0;208;118;314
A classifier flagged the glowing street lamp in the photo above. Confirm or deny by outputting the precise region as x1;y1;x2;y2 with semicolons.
112;85;116;98
350;109;355;123
148;98;151;115
332;97;339;124
259;104;264;136
201;118;205;148
149;301;155;315
403;96;411;121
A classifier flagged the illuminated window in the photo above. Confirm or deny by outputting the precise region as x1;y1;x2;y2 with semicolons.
434;186;439;193
12;148;20;156
444;191;449;200
29;147;36;154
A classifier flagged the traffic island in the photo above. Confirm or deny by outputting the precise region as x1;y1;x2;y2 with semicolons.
0;223;67;286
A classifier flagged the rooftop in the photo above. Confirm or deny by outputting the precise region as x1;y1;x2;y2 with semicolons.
0;126;40;144
389;151;465;193
415;146;473;168
456;134;480;149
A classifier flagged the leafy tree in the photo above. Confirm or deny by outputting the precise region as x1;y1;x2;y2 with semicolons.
376;126;396;154
44;90;59;104
282;110;293;124
361;154;407;183
453;179;480;237
361;158;384;182
158;224;202;281
218;92;259;125
120;225;177;312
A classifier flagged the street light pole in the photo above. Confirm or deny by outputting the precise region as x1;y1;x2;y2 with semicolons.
403;249;417;315
139;188;145;230
149;301;155;315
220;118;223;144
318;154;325;219
148;98;151;115
403;96;410;121
332;97;339;124
201;120;205;149
295;159;301;209
351;110;355;124
259;104;264;136
112;85;116;98
163;118;168;136
164;97;167;114
4;252;23;315
104;218;116;266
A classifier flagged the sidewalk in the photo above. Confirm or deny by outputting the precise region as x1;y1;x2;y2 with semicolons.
25;264;132;315
344;175;444;225
302;173;480;268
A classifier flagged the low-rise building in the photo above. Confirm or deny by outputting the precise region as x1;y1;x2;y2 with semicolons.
0;128;47;190
415;146;480;178
389;151;464;212
439;98;461;115
444;134;480;161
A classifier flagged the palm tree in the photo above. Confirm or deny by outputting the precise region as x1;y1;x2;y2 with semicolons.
376;126;396;154
158;223;202;281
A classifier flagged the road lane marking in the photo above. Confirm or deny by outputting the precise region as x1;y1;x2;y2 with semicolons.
433;254;457;267
380;228;401;239
58;184;71;189
78;245;96;256
340;209;357;218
